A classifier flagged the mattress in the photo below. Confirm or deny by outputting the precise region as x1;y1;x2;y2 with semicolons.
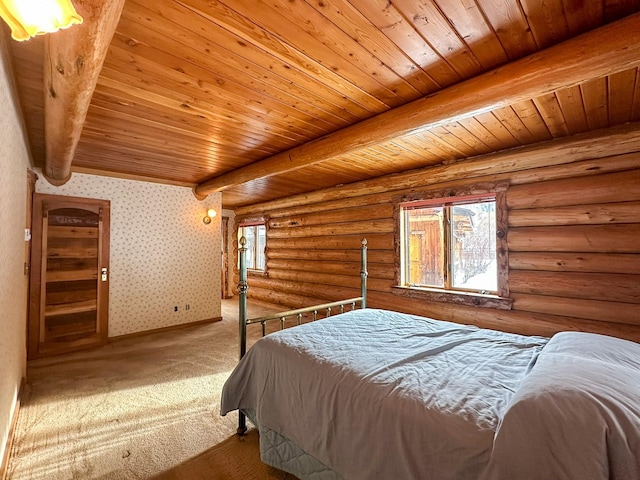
221;308;548;479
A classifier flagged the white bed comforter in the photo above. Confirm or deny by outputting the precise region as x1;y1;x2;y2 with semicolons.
221;308;548;479
484;331;640;480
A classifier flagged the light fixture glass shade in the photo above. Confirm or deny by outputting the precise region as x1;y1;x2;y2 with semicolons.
203;209;216;224
0;0;83;42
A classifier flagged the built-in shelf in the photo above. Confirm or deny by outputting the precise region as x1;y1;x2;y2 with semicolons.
47;251;98;259
46;269;98;282
47;226;99;239
30;194;110;359
44;299;97;317
40;332;100;347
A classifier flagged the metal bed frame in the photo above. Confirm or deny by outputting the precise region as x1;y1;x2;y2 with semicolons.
236;237;369;435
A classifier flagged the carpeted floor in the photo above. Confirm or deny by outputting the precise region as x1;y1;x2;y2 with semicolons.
151;429;293;480
7;298;297;480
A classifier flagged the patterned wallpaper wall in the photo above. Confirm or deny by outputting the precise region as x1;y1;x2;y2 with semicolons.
37;174;222;337
0;32;31;467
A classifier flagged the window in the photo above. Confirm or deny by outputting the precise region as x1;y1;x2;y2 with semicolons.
238;223;266;272
395;186;511;308
401;195;497;293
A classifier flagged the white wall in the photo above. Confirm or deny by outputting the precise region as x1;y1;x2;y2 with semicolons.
37;174;222;337
0;31;32;467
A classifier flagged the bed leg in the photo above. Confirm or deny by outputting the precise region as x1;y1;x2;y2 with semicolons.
237;411;247;436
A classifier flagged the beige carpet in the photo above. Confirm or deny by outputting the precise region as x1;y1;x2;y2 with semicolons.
7;298;297;480
152;429;293;480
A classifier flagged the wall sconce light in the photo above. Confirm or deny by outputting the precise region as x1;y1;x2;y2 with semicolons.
203;208;217;225
0;0;83;42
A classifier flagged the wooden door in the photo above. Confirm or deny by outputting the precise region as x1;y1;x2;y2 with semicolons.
28;194;110;359
409;232;422;285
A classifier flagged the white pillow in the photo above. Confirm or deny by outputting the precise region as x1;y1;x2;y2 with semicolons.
483;332;640;480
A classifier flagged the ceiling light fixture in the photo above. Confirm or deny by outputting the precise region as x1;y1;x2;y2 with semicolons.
0;0;83;42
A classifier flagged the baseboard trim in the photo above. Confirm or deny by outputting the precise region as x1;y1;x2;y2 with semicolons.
109;317;222;343
1;378;25;480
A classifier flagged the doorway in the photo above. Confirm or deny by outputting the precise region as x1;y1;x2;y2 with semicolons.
221;216;231;299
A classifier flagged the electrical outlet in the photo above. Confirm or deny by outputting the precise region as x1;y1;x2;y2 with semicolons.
174;306;178;312
185;304;190;311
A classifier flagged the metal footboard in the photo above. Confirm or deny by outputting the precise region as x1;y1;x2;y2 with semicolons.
236;238;368;435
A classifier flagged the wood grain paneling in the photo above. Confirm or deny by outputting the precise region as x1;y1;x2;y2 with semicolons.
507;169;640;209
235;129;640;342
509;253;640;274
508;225;640;253
508;202;640;227
7;0;640;208
509;271;640;303
6;0;640;342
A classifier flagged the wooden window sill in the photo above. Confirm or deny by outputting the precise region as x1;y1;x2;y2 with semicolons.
391;285;513;310
247;270;268;277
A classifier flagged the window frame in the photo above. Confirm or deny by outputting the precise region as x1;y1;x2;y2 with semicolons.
393;182;512;310
237;217;268;276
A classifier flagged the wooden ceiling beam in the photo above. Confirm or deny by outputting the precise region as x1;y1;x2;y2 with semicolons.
234;122;640;216
43;0;125;185
195;11;640;198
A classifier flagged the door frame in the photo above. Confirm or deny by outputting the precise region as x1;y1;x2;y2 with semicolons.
221;216;231;299
29;193;110;359
24;170;37;356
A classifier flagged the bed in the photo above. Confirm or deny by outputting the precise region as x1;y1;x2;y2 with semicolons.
221;238;640;480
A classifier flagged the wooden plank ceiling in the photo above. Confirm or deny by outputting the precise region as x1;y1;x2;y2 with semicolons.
9;0;640;208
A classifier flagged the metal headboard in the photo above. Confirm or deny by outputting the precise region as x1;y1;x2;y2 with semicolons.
236;237;368;434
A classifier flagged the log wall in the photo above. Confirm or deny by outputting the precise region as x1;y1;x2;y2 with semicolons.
233;130;640;342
